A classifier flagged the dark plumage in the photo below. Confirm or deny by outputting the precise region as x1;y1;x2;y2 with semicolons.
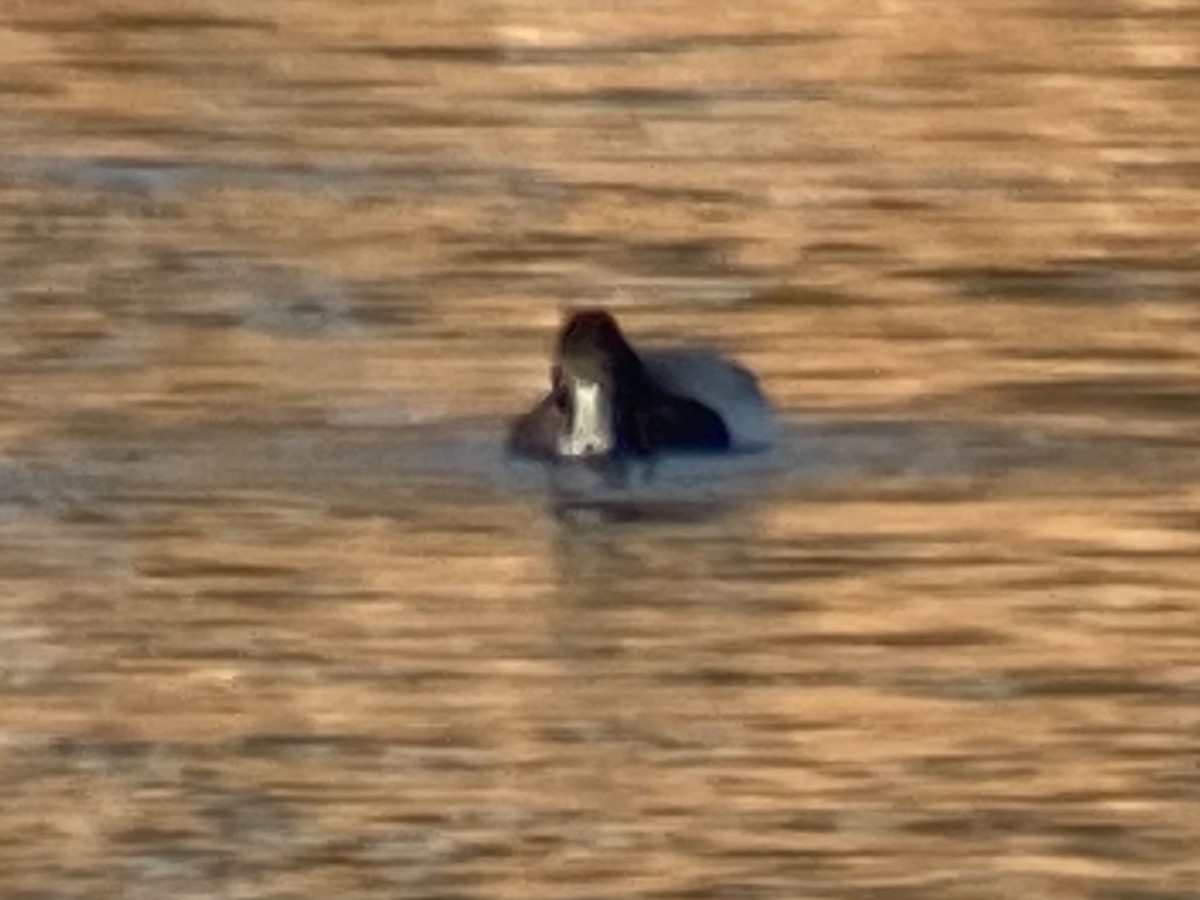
509;309;771;461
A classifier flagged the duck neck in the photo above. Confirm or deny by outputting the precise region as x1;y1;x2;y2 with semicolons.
557;377;613;457
558;354;652;458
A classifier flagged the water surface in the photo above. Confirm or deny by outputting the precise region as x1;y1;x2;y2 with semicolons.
2;2;1200;898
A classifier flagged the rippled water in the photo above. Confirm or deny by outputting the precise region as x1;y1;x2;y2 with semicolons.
3;2;1200;898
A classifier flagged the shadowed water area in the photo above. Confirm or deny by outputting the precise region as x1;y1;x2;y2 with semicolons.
2;1;1200;898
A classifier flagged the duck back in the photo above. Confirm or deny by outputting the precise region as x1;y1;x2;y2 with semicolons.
641;347;774;451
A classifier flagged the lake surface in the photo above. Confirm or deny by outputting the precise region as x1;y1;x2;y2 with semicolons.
2;2;1200;898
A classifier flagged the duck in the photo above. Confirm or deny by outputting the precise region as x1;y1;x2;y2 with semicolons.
508;308;773;460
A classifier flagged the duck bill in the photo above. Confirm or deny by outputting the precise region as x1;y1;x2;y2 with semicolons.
557;377;615;458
